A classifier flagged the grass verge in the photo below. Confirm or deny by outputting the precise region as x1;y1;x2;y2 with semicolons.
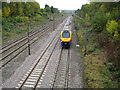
76;27;119;88
2;13;63;45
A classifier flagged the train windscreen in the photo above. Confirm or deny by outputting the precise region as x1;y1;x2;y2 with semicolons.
62;31;70;38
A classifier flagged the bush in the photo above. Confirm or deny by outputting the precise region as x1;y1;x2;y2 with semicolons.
15;16;29;22
33;15;42;21
106;20;119;37
2;31;10;40
15;29;24;34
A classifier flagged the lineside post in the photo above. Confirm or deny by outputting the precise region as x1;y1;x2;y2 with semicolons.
53;16;55;31
27;24;31;55
84;24;88;56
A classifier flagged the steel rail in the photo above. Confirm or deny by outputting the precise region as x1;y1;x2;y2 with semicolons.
0;29;47;68
52;48;70;88
51;48;63;88
34;38;59;89
1;25;42;50
0;24;50;60
0;20;60;68
66;48;70;88
0;18;62;52
16;18;67;88
0;18;63;68
0;21;51;53
35;45;63;88
17;28;60;89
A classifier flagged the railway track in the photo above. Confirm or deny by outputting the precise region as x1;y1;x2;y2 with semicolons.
2;16;83;88
15;24;62;89
14;18;71;89
53;48;70;88
0;17;65;68
15;34;71;89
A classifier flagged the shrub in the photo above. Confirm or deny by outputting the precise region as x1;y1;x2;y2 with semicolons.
3;6;10;17
106;20;119;37
15;16;29;22
33;15;42;21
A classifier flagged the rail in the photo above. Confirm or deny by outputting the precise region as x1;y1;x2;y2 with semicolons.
0;17;66;68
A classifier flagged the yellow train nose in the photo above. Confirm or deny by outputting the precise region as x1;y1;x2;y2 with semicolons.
61;38;71;42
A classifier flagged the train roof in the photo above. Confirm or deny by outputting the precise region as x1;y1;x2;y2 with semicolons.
61;30;72;33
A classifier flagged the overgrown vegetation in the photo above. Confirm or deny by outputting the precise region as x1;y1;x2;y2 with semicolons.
74;1;120;88
2;2;64;44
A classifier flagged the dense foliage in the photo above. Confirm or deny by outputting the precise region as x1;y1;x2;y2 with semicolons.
75;2;120;66
74;2;120;88
2;2;61;43
2;2;59;17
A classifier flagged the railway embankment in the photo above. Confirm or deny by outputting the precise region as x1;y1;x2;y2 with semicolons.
76;27;119;88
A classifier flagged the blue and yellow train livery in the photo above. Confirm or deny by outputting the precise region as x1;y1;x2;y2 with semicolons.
60;30;72;48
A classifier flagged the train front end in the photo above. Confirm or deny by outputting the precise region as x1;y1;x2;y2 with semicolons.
60;30;72;48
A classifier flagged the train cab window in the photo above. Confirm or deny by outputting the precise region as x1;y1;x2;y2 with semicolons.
62;31;70;38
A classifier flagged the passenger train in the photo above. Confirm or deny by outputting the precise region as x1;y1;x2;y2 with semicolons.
60;30;72;48
60;18;72;48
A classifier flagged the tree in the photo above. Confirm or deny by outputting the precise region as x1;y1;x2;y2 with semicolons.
24;2;31;16
92;9;107;32
44;4;51;13
17;2;23;16
33;2;40;13
3;6;10;17
45;4;49;8
18;7;23;16
9;2;17;16
51;6;54;13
